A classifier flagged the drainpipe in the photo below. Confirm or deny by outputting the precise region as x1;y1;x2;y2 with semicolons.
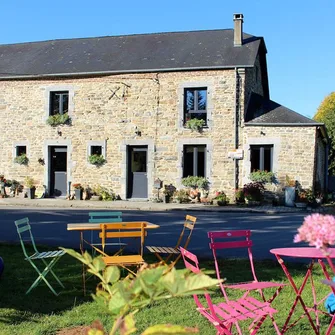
233;67;239;197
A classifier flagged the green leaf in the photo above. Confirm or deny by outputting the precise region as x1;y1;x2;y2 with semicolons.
120;313;137;335
92;256;106;272
104;265;120;284
142;324;198;334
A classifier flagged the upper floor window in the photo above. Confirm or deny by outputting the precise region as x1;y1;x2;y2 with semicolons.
184;88;207;125
50;91;69;115
90;145;102;156
250;145;273;172
16;145;26;157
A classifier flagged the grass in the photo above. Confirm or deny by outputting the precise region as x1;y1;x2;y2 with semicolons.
0;243;334;334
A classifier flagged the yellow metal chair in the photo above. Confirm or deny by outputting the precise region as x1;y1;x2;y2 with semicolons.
97;222;147;275
146;214;197;268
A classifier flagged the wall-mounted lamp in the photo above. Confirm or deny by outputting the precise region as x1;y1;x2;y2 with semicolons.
260;130;266;136
135;126;142;136
57;127;62;136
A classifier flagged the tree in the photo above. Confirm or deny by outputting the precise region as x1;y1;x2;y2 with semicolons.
314;92;335;174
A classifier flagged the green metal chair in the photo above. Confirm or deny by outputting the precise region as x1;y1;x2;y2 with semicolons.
14;217;65;296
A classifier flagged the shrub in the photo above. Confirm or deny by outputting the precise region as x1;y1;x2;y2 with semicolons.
243;182;264;201
181;176;209;189
46;113;71;126
14;154;29;165
235;188;245;203
88;154;106;166
174;189;190;203
24;176;35;188
249;170;275;184
214;191;228;202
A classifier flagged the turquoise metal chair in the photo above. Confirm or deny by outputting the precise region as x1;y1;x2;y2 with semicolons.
14;217;65;296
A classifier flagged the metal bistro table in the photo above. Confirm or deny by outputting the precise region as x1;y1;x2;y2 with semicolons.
270;247;335;335
67;221;160;293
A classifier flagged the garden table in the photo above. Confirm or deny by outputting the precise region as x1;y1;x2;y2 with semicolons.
270;247;335;335
67;221;160;294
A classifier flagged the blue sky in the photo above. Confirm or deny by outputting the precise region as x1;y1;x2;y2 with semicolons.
1;0;334;119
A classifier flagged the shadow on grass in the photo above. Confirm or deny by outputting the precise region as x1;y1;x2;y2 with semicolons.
0;243;97;323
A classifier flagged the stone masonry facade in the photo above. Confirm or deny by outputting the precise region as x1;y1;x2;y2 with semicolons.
0;64;322;200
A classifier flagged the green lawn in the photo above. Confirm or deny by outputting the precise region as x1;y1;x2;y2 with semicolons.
0;243;333;335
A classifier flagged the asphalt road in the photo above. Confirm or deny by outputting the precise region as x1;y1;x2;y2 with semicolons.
0;208;309;260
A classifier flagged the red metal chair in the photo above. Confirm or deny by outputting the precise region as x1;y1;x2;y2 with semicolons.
180;247;279;335
208;230;285;333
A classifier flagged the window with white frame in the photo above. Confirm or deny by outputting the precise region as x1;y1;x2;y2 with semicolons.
184;88;207;125
250;145;273;172
183;145;206;177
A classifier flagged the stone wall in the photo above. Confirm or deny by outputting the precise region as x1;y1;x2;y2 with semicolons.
0;69;243;199
243;126;317;190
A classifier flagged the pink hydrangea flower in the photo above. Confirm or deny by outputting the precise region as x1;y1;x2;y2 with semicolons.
294;214;335;250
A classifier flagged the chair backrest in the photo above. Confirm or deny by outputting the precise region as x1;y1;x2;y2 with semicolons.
180;247;219;321
89;211;122;223
174;215;197;250
208;230;258;284
99;222;146;255
14;217;39;258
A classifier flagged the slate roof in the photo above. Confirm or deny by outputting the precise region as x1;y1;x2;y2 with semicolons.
245;93;322;126
0;29;263;79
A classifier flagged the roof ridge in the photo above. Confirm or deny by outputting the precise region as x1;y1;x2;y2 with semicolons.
0;28;257;47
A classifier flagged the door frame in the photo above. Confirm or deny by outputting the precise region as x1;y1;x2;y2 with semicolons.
127;145;148;199
44;140;72;197
120;139;154;200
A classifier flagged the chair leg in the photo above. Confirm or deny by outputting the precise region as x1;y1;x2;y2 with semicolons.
41;258;64;288
27;257;63;296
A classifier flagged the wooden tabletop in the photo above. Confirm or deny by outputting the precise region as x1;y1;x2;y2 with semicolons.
67;221;159;231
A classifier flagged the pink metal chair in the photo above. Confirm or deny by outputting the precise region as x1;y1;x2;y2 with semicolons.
208;230;285;333
180;247;279;335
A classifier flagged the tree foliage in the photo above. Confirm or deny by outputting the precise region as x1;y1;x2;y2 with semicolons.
314;92;335;174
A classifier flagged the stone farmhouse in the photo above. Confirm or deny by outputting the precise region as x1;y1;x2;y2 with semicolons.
0;14;328;200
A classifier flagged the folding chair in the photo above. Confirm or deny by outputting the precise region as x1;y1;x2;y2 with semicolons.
14;217;65;296
208;230;285;332
180;247;279;335
98;222;146;276
87;211;126;255
146;214;196;268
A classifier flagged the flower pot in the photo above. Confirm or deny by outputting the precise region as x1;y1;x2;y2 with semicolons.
74;189;82;200
285;187;296;207
163;195;170;203
26;187;36;199
90;195;101;201
295;202;307;208
245;198;261;206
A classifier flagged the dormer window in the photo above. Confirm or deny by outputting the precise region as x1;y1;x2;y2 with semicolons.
184;88;207;126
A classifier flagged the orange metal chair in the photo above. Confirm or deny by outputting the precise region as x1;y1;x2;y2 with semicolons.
208;230;285;333
146;215;196;268
180;247;279;335
98;222;147;275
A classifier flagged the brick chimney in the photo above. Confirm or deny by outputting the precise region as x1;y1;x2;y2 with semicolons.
233;13;244;47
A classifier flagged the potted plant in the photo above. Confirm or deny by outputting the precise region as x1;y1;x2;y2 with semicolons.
14;153;29;165
243;182;264;205
185;119;205;132
295;189;308;208
163;184;176;203
213;191;228;206
72;183;83;200
88;154;106;166
91;184;102;201
235;188;245;204
285;175;296;207
174;189;190;203
46;113;71;126
24;176;36;199
249;170;275;184
181;176;209;202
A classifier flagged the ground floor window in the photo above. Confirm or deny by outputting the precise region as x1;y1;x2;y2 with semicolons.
16;145;26;157
183;145;206;177
250;144;273;172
